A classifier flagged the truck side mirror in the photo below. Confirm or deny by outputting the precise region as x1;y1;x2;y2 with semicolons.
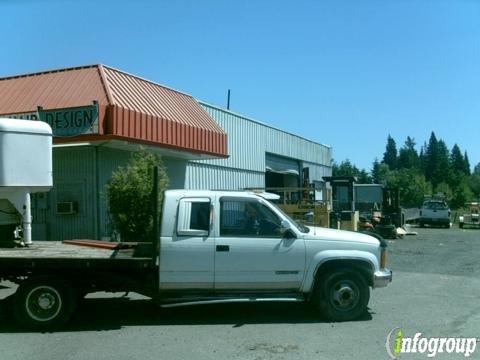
280;220;291;232
280;220;296;239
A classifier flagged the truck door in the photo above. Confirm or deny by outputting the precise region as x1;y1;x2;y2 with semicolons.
159;197;214;291
214;196;305;291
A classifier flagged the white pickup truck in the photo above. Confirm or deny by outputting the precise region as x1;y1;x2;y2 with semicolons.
419;200;451;228
0;189;392;328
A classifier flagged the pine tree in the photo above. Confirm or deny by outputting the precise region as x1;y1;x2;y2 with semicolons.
464;151;471;176
371;158;381;183
398;136;419;169
383;135;398;170
425;132;438;185
436;140;450;187
450;144;465;175
419;143;427;173
474;162;480;175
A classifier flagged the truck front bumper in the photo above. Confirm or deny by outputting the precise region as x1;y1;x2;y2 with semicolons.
373;268;392;288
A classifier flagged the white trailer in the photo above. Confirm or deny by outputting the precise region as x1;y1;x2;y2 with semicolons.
0;118;52;245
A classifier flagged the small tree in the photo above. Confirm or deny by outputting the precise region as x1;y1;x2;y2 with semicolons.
106;149;168;242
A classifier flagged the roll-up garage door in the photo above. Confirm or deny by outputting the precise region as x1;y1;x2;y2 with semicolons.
265;153;300;175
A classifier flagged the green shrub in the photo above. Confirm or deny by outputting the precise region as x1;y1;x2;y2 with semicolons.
106;149;168;241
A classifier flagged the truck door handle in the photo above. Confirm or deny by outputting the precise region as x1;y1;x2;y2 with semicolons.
216;245;230;252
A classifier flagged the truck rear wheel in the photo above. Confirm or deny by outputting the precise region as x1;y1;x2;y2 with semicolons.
14;278;75;329
314;269;370;322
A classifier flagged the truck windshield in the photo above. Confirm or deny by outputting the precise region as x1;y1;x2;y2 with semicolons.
267;201;310;233
424;201;448;210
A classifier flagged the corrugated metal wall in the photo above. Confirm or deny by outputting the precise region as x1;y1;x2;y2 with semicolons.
191;106;266;172
46;147;96;240
302;161;332;181
185;103;332;190
185;162;264;190
47;146;191;241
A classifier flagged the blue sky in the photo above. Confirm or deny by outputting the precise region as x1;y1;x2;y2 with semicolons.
1;0;479;171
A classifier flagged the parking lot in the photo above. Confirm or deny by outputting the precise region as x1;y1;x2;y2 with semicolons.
1;227;479;360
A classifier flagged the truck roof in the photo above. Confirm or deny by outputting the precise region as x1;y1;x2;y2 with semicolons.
164;189;277;200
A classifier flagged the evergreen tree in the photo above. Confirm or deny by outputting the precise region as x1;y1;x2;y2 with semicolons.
419;144;427;173
398;136;419;169
371;158;381;183
331;160;340;176
450;144;465;175
474;162;480;175
424;132;451;190
464;151;471;176
333;133;476;208
383;135;398;170
436;140;451;188
470;172;480;199
424;132;438;185
357;169;371;184
333;159;371;183
471;162;480;199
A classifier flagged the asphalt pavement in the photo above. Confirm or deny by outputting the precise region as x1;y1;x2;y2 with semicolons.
0;226;479;360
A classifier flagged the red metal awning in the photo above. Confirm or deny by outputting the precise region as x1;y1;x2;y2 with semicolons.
0;64;227;158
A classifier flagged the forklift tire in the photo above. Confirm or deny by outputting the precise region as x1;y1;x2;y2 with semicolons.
14;278;76;329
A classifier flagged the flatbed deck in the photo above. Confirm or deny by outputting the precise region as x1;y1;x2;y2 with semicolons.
0;241;156;271
0;241;117;259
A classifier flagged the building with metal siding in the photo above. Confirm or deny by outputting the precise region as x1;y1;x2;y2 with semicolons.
31;146;189;241
185;102;332;191
1;64;332;241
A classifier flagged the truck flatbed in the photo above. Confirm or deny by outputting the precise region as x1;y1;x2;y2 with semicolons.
0;241;155;270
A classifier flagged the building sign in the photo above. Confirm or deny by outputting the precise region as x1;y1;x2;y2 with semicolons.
1;101;99;137
2;112;39;120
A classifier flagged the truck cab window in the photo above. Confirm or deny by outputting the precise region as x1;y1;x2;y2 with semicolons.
177;198;211;236
190;202;210;231
220;198;281;237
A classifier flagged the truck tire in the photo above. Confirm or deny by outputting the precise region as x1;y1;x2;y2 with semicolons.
14;278;76;329
459;223;464;229
314;269;370;322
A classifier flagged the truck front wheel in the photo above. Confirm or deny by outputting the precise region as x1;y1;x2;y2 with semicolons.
14;278;75;329
314;269;370;322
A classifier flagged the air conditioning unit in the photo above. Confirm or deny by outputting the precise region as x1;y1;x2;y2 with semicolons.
56;201;78;215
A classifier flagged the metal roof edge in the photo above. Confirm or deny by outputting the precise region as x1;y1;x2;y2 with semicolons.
197;101;332;150
0;63;194;100
100;64;195;99
97;64;115;105
0;64;101;81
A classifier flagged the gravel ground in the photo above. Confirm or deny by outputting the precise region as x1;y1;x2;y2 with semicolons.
0;226;479;360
